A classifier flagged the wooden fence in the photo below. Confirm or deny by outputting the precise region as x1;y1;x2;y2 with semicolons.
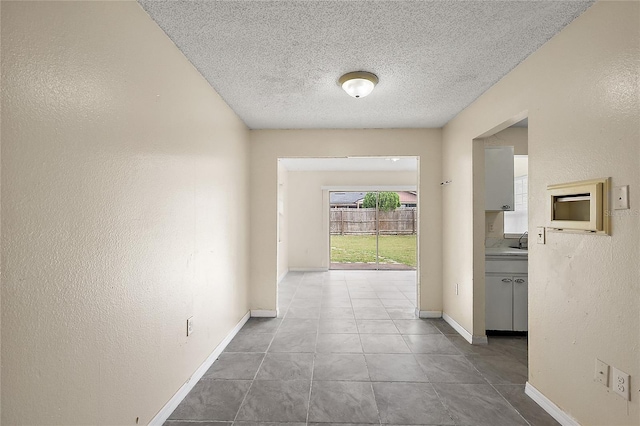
330;208;417;235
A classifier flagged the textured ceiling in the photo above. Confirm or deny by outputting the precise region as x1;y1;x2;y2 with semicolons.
138;1;593;129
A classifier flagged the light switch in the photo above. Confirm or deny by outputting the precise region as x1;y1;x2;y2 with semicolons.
614;185;629;210
536;227;545;244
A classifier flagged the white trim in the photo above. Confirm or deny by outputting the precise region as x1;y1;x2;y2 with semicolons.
288;267;328;272
525;382;581;426
250;310;278;318
149;310;251;426
418;310;442;318
320;185;417;191
277;269;289;283
442;312;488;345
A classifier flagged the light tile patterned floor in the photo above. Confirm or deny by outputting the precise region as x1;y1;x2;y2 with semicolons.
166;271;558;426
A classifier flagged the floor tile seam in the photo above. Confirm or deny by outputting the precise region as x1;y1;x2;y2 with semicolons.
406;351;431;382
400;333;465;357
232;286;293;423
305;324;320;425
230;320;283;424
460;353;509;387
367;381;384;425
484;380;533;426
428;381;465;426
403;351;493;386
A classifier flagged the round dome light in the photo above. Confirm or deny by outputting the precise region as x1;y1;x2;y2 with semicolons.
339;71;378;98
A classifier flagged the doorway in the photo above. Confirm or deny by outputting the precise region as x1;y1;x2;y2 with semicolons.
470;113;528;348
329;190;417;271
276;156;420;315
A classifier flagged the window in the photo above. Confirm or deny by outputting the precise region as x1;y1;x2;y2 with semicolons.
504;156;528;235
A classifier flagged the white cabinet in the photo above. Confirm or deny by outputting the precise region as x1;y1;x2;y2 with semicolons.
485;257;528;332
512;276;528;331
486;274;528;331
485;146;514;211
486;275;513;330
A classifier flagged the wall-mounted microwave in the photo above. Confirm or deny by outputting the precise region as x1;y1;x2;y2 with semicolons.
547;177;610;235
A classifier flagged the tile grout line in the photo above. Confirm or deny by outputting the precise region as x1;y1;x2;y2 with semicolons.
429;380;462;426
362;275;383;425
458;336;534;426
305;271;323;425
235;271;532;426
485;377;534;426
231;272;294;425
284;272;530;424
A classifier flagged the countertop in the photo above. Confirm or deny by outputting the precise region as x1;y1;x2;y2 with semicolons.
485;247;528;258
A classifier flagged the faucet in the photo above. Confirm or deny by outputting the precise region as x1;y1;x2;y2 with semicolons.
518;231;528;249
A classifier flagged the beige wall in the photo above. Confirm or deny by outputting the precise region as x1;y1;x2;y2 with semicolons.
250;129;442;315
483;127;528;155
0;2;3;420
286;170;417;270
277;161;289;280
442;2;639;425
1;2;250;425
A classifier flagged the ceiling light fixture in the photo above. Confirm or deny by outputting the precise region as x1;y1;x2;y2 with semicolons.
339;71;378;98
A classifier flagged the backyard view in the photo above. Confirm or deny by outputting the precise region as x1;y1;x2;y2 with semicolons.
330;235;417;268
330;190;417;270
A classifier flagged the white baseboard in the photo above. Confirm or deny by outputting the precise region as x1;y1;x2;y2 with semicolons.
149;310;251;426
250;309;278;318
288;267;328;272
442;312;488;345
417;309;442;318
525;382;580;426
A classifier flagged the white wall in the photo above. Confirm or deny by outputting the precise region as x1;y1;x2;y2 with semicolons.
250;129;442;315
286;170;417;270
1;2;250;424
442;2;639;424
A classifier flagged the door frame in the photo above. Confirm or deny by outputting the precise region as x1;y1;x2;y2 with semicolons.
471;111;528;340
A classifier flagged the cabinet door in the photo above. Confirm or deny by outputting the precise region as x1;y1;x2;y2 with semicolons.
513;276;528;331
485;146;514;211
485;275;513;330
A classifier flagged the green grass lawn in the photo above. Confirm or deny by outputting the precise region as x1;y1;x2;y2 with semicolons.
330;235;416;267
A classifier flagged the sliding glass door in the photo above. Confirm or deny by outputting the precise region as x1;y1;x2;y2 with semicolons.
329;191;416;270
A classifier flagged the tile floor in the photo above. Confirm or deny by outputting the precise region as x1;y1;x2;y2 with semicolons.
166;271;558;426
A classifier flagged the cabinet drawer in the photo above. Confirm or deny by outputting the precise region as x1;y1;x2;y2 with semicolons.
486;260;527;274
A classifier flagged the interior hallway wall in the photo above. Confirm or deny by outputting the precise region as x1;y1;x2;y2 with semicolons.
442;2;639;424
277;161;289;281
1;2;250;424
286;170;417;270
250;129;442;316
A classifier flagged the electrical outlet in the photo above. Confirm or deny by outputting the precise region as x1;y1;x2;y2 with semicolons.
595;359;609;386
612;367;630;400
187;317;194;336
537;227;545;244
488;223;495;233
